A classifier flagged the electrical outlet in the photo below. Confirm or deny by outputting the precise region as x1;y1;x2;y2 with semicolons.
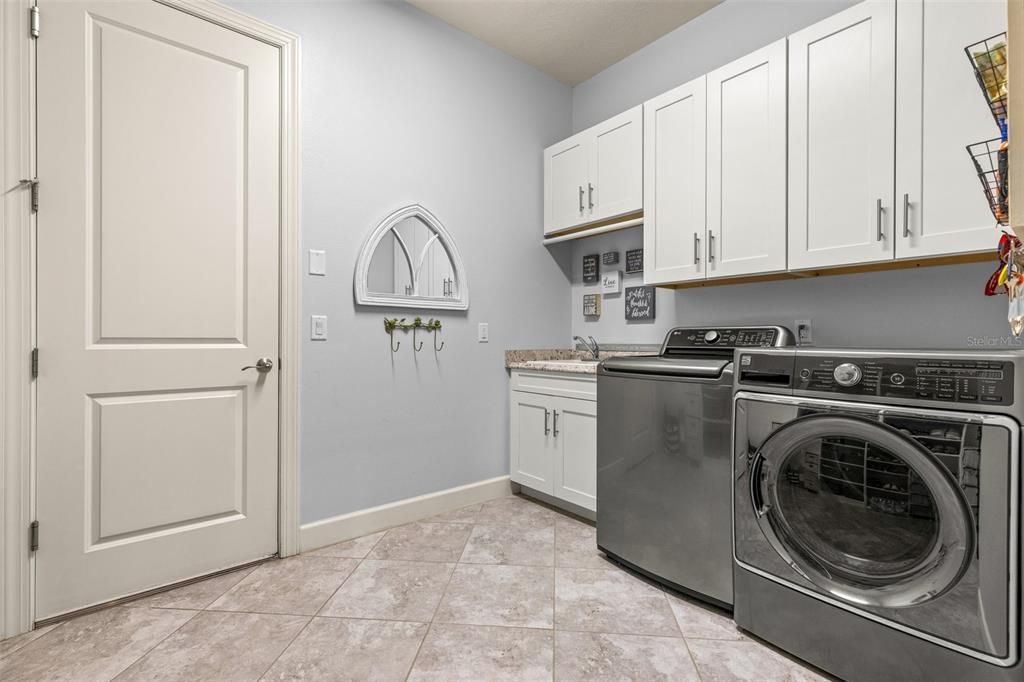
795;319;813;346
478;322;489;343
308;249;326;276
311;315;328;340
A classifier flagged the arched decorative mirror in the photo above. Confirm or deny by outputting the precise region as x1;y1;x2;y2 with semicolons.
354;205;469;310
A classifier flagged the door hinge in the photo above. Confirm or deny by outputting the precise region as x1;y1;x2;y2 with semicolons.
19;178;38;213
29;521;39;552
29;4;39;39
30;347;38;379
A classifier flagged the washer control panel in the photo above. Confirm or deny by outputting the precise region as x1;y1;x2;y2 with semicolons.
794;355;1014;405
663;326;790;352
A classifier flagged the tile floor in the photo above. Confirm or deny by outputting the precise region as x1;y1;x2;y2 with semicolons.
0;494;829;681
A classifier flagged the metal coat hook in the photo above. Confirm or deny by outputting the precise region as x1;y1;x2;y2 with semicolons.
433;328;444;352
413;326;424;352
384;316;442;354
390;330;401;353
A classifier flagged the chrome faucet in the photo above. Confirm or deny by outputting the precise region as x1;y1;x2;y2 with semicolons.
573;335;600;360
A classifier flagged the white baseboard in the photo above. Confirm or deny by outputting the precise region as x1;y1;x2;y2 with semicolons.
299;475;512;553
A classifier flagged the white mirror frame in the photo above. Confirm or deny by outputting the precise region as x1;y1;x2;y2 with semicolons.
354;204;470;310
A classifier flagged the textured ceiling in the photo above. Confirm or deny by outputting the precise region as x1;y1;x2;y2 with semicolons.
407;0;723;85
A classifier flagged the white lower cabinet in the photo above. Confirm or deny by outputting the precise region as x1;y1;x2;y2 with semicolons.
509;372;597;512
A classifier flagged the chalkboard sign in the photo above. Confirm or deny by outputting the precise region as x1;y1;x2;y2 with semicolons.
583;254;599;283
625;248;644;274
583;293;601;317
624;286;656;321
602;251;619;266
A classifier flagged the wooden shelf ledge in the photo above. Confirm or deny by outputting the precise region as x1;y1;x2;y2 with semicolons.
543;211;643;245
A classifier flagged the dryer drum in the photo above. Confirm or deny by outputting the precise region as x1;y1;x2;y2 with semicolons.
751;413;975;609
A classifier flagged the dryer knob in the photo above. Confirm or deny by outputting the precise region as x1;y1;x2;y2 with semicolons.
833;362;863;387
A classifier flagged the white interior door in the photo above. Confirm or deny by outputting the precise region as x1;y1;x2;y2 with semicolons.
36;0;281;620
707;39;788;279
587;105;643;223
544;136;588;235
643;76;707;285
788;1;896;270
896;0;1007;259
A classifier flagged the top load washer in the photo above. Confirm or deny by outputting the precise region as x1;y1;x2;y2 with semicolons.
597;325;794;607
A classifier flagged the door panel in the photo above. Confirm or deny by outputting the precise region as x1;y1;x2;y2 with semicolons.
896;0;1007;259
788;1;896;269
510;393;555;494
588;105;642;223
37;0;280;619
544;137;587;235
553;397;597;511
707;39;788;279
643;76;707;284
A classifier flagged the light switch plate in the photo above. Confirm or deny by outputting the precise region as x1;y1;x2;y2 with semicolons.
795;319;812;346
308;249;326;276
311;315;328;340
478;322;489;343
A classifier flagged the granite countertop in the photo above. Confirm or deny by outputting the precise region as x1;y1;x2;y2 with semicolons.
505;346;658;375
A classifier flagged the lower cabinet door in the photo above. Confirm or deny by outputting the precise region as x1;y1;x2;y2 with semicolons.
553;397;598;511
510;392;556;494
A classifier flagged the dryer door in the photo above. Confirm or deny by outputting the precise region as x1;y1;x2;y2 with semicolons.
733;394;1018;664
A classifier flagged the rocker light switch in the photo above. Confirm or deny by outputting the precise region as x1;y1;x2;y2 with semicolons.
311;315;328;340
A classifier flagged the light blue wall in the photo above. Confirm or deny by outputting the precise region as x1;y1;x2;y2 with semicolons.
569;0;1009;350
228;1;574;523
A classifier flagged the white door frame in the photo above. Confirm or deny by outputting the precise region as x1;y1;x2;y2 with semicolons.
0;0;301;639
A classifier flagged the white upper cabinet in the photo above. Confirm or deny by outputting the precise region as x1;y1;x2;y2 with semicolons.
706;39;788;279
896;0;1007;259
543;106;642;236
788;1;896;270
644;76;707;285
588;106;644;223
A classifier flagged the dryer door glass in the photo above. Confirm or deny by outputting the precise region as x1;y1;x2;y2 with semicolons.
753;412;975;608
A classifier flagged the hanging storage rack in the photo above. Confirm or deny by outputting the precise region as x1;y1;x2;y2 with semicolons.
384;317;444;353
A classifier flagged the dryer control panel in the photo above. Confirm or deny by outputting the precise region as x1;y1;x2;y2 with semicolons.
793;355;1015;405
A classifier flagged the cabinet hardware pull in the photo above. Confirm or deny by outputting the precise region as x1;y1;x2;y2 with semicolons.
876;199;884;242
578;186;584;213
902;193;910;238
588;183;594;210
693;233;700;264
708;231;715;263
544;408;550;435
553;410;559;437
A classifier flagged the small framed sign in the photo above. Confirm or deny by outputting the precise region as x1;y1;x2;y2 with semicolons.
582;254;599;284
583;293;602;317
625;248;644;274
624;286;656;321
601;270;621;295
602;251;620;266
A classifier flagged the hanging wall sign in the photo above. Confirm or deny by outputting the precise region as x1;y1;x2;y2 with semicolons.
583;293;602;317
601;270;621;295
624;286;655;320
625;248;644;274
602;251;620;266
583;254;600;283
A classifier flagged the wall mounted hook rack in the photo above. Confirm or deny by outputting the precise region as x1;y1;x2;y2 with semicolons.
384;317;443;353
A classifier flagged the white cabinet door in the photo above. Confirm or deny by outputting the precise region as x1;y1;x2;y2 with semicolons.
896;0;1006;259
510;392;556;494
644;76;707;284
587;105;643;223
552;397;597;512
544;135;588;235
707;39;788;279
788;1;896;270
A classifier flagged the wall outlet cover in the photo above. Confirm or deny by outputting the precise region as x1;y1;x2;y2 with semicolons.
311;315;328;340
308;249;326;276
795;319;812;345
478;322;489;342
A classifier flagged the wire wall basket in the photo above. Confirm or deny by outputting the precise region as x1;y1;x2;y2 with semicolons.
965;33;1008;126
967;137;1009;225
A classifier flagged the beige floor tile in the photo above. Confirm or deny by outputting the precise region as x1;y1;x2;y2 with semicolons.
554;630;700;681
368;522;472;562
305;530;386;559
407;623;553;682
685;638;828;681
0;606;194;681
208;556;358;616
131;567;255;610
319;560;454;622
459;524;554;566
0;623;61;660
555;567;679;637
424;503;481;524
554;516;610;569
116;611;307;681
263;617;428;681
474;495;562;529
667;592;745;640
434;564;553;629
